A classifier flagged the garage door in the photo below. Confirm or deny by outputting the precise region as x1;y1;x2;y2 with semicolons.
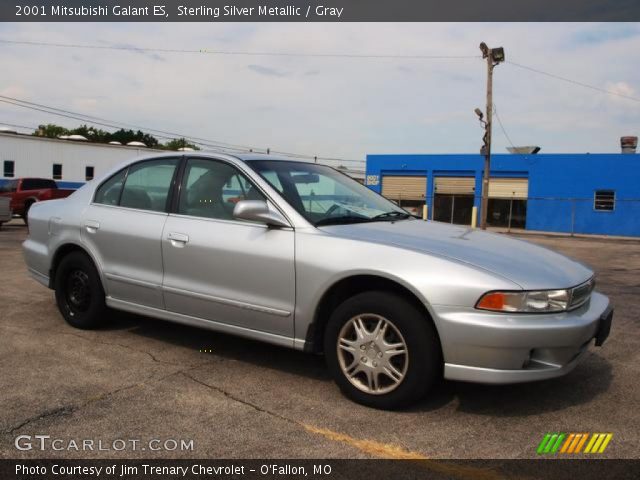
434;177;475;195
488;178;529;199
381;176;427;200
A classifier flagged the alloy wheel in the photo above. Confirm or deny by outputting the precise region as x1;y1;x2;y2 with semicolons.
336;314;409;395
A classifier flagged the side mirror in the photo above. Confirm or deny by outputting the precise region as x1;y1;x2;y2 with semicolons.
232;200;290;228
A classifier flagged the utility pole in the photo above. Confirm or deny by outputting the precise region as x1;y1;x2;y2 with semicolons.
477;42;505;229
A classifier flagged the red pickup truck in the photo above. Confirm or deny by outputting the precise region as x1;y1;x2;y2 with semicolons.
0;178;74;224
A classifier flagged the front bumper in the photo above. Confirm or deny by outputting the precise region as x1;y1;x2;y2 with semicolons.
433;292;612;384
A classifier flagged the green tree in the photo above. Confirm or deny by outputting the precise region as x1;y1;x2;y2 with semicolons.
33;123;162;147
34;124;70;138
109;129;159;148
69;125;112;143
163;138;200;151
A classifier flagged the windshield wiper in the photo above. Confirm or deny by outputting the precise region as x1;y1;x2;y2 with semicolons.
315;215;373;227
371;211;413;221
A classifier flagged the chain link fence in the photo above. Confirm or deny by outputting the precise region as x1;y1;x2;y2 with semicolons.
391;194;640;238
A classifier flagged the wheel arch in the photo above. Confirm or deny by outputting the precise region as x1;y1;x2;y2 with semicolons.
23;197;38;209
305;273;442;354
49;242;104;291
21;197;38;217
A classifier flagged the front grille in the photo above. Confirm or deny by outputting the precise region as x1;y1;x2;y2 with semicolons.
570;278;595;309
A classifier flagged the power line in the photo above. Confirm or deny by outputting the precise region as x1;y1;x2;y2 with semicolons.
0;120;39;131
2;38;638;105
0;94;254;151
0;94;365;164
492;104;516;149
506;60;640;104
0;39;479;60
0;96;181;143
492;105;540;163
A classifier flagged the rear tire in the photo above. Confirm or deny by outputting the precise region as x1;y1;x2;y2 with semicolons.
324;291;441;409
54;251;108;329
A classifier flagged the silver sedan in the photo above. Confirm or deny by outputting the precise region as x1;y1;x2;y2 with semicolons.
22;153;613;409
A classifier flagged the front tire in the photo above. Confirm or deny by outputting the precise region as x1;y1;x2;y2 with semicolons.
324;291;441;409
54;252;108;329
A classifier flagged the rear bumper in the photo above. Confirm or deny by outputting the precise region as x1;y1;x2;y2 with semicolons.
434;292;612;384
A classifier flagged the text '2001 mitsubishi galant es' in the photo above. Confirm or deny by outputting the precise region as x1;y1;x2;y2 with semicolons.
23;153;613;409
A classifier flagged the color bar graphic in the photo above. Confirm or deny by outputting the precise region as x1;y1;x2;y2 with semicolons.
537;432;613;455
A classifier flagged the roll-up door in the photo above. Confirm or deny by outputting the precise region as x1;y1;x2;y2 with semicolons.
434;177;475;195
381;176;427;200
488;178;528;199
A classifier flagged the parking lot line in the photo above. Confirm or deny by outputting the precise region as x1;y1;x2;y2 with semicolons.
301;424;505;480
302;424;427;459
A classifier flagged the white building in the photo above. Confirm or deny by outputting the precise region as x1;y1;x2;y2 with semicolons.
1;131;365;188
0;132;156;188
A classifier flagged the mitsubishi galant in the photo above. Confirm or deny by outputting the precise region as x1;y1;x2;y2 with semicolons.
22;153;613;409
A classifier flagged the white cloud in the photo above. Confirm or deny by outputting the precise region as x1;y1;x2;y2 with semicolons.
0;22;638;160
71;97;100;111
0;84;28;98
605;81;637;100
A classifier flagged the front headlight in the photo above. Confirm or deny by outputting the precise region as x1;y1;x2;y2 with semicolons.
476;289;570;313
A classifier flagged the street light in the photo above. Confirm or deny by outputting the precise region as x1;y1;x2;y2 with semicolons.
478;42;505;230
491;47;505;64
480;43;505;65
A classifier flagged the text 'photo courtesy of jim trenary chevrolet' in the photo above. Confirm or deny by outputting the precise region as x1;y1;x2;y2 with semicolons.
1;1;639;479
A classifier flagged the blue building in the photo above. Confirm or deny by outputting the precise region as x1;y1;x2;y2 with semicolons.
365;153;640;237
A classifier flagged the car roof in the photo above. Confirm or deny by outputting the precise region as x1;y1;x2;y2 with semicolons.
129;150;304;163
209;151;302;162
96;151;329;186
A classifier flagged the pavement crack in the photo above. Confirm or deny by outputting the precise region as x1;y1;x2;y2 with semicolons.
1;366;208;436
4;405;76;435
1;324;195;367
2;382;142;436
56;331;183;366
180;371;296;426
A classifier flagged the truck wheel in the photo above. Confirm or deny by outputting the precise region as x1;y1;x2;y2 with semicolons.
54;251;108;329
324;291;442;410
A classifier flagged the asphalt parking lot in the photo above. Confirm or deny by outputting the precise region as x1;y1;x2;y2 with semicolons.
1;220;638;460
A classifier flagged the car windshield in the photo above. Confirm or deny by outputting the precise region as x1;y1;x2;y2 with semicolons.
247;160;414;226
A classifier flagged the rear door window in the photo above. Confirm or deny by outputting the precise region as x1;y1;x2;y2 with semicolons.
94;169;127;206
120;159;179;212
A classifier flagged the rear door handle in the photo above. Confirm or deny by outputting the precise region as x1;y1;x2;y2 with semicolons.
168;232;189;247
84;220;100;233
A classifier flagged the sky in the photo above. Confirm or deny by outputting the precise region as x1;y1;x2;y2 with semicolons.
0;22;639;166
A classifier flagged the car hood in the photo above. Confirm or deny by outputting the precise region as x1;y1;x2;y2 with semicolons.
320;220;593;290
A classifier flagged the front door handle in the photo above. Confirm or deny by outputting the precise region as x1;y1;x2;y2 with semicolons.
168;232;189;247
84;220;100;233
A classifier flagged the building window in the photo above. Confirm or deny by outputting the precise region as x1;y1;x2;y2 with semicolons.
594;190;615;211
52;164;63;180
3;160;14;177
85;166;94;181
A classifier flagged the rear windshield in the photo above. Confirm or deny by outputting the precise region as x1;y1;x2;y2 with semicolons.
21;179;58;190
